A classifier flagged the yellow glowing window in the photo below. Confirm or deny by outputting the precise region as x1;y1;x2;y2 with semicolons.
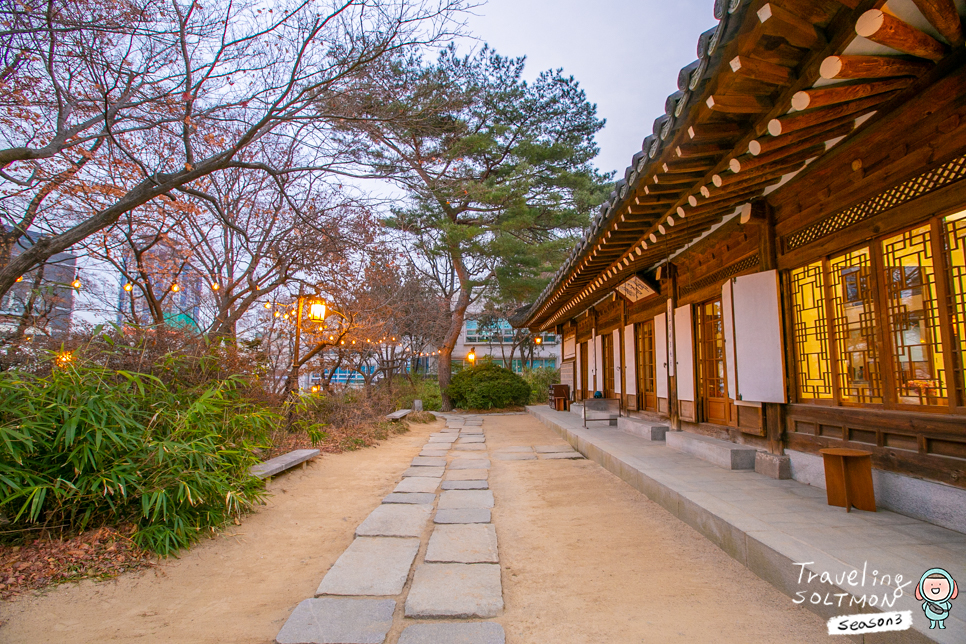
790;261;833;399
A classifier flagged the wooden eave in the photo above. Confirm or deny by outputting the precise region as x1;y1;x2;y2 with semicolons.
521;0;966;332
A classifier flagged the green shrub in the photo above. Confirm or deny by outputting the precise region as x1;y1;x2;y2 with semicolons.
446;360;531;410
522;367;561;404
0;355;276;556
394;377;442;412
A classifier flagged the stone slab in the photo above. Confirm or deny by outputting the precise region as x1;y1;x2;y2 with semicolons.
442;480;489;490
533;445;574;453
419;450;449;458
443;469;489;481
454;444;487;452
755;451;792;479
428;436;457;443
457;436;486;444
411;457;447;467
425;524;499;564
356;504;433;538
393;477;440;493
460;429;484;435
617;417;668;441
398;623;505;644
440;428;461;433
383;493;436;505
494;446;533;453
251;449;320;479
438;490;494;510
494;452;536;461
403;467;444;478
537;452;584;460
405;564;503;618
430;432;457;439
276;597;395;644
434;509;491;524
665;431;757;470
449;459;491;470
316;537;419;596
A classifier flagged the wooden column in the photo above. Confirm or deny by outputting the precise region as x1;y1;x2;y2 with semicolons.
619;297;627;410
755;200;785;456
662;264;681;431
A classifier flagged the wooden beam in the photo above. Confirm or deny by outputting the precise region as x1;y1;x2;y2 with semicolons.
819;55;932;79
791;77;912;111
675;142;732;158
757;3;826;49
739;200;770;225
661;159;713;174
909;0;964;48
730;142;825;174
688;122;743;142
706;93;774;114
767;91;898;136
653;172;707;185
712;158;806;189
749;118;854;156
855;9;948;62
729;56;796;85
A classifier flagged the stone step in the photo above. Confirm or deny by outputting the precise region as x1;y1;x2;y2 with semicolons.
618;417;668;441
665;431;758;470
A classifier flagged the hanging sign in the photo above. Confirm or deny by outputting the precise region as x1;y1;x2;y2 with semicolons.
615;276;657;302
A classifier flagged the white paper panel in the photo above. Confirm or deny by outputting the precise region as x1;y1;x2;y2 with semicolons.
560;360;575;392
563;335;576;359
613;329;622;394
674;305;695;402
655;313;668;398
732;270;786;403
575;342;582;392
623;324;636;397
593;334;603;394
722;279;737;401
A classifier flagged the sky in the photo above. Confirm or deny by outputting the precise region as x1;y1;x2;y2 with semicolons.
461;0;719;177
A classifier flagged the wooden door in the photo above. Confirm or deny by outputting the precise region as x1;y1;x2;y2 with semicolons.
697;298;731;425
636;320;657;411
602;332;615;398
579;341;589;400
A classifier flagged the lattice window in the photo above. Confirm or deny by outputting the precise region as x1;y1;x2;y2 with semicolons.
829;248;883;404
790;261;833;399
882;225;947;406
945;210;966;404
637;320;656;401
679;255;760;296
785;154;966;251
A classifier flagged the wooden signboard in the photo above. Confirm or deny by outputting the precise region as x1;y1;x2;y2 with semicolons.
616;276;657;303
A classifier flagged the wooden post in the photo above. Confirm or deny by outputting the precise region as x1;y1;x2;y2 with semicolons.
755;201;785;456
619;297;627;409
663;264;680;431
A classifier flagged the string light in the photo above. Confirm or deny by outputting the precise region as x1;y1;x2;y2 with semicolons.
15;276;23;282
265;302;271;309
211;282;219;290
170;283;180;293
123;282;134;292
71;277;82;290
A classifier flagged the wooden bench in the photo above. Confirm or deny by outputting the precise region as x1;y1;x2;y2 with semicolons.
386;409;412;421
250;449;320;480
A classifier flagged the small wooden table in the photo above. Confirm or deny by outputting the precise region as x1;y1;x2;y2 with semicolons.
819;448;876;512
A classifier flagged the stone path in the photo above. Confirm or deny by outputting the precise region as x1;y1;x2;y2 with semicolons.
277;414;577;644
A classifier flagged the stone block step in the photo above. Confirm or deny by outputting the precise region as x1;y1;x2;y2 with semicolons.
664;431;758;470
276;598;394;644
404;564;503;618
398;622;506;644
316;537;419;596
617;417;668;441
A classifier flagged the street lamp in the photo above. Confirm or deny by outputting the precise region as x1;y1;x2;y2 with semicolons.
308;299;326;322
535;336;542;345
467;348;476;363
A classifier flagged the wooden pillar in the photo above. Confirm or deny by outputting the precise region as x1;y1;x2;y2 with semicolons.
661;264;680;431
619;298;627;409
754;199;785;456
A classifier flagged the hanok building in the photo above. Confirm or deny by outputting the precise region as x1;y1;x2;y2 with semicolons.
517;0;966;531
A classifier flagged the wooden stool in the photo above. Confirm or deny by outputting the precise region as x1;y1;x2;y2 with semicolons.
819;448;876;512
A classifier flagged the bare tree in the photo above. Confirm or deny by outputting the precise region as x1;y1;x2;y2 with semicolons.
0;0;468;300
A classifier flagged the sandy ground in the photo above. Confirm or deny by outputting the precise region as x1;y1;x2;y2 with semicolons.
0;413;836;643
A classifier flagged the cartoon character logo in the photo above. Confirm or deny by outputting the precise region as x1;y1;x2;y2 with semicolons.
916;568;958;629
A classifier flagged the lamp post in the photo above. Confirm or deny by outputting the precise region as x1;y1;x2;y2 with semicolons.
289;284;328;395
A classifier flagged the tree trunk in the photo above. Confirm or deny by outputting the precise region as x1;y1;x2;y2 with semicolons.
438;349;454;410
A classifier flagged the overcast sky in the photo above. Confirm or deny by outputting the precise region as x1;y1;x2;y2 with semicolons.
461;0;718;177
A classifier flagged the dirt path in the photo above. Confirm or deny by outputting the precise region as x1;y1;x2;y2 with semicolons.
1;412;835;643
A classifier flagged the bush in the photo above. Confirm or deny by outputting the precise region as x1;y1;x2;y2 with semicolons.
0;354;276;557
394;376;442;412
522;366;561;404
446;360;531;410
